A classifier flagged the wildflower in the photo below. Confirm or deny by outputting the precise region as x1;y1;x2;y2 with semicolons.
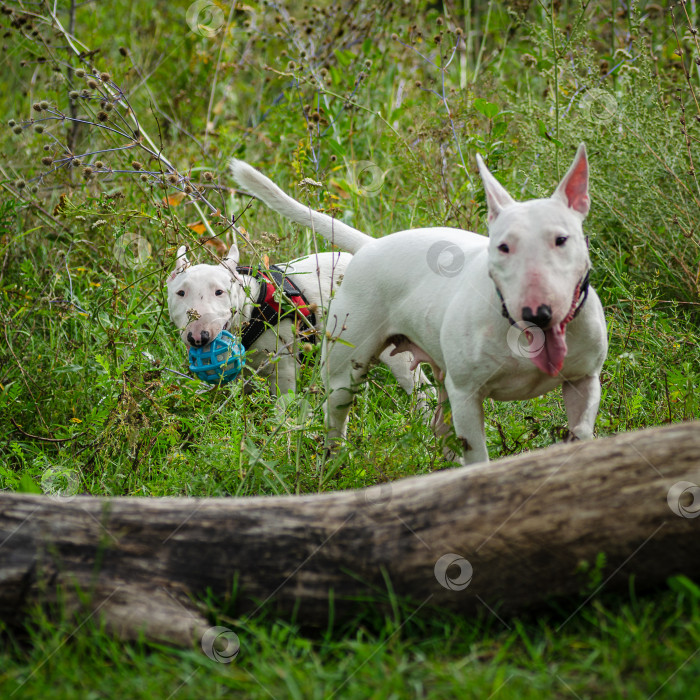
100;72;111;82
12;125;22;134
203;171;214;181
82;166;93;178
140;174;148;182
391;33;398;40
132;160;143;170
119;46;128;56
8;119;15;127
75;68;85;77
34;125;44;133
15;179;26;189
167;173;178;184
41;156;53;165
72;158;82;167
69;90;80;99
40;100;49;109
91;219;106;229
94;160;104;169
97;111;108;121
87;78;98;89
32;102;42;112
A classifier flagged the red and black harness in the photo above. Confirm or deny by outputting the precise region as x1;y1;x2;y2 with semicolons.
236;265;317;350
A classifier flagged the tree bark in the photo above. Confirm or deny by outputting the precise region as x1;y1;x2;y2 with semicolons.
1;421;699;646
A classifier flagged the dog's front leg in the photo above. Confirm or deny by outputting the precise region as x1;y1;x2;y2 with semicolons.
444;376;489;465
562;375;602;441
268;351;297;398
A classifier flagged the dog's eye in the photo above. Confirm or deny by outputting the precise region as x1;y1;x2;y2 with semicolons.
555;236;568;247
176;290;185;297
497;243;510;254
215;289;225;296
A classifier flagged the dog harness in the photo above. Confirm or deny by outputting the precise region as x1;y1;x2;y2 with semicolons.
236;264;317;350
495;268;591;328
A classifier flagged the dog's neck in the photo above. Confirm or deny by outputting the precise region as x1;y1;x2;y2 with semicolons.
232;271;263;326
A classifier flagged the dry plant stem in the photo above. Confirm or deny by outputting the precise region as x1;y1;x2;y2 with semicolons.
43;2;226;243
670;11;700;199
1;421;699;646
203;0;237;154
14;4;265;265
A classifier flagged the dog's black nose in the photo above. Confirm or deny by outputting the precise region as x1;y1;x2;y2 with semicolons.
521;304;552;329
187;330;210;347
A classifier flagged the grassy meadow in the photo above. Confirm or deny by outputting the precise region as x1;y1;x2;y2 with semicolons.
0;0;699;697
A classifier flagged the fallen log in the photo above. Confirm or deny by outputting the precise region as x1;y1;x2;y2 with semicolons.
1;422;699;647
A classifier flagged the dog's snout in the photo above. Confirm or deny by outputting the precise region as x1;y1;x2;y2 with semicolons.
187;329;211;347
522;304;552;329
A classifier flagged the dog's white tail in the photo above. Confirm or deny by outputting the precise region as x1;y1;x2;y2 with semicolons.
229;159;371;255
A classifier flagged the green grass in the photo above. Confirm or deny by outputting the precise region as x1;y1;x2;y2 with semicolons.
0;0;699;696
2;582;700;698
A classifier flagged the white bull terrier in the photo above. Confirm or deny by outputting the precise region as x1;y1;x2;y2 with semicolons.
230;145;608;463
167;243;431;398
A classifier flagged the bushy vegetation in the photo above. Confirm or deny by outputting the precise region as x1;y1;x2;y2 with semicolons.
0;0;698;696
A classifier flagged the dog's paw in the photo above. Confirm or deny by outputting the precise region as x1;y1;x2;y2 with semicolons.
562;429;580;443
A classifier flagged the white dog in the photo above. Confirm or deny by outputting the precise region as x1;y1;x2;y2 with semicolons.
231;146;608;463
167;243;430;398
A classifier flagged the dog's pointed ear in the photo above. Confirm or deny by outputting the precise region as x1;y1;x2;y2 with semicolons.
553;143;589;217
168;245;189;282
220;243;240;276
476;154;516;224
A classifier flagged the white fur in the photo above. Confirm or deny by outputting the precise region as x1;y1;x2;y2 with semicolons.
166;242;431;399
230;147;608;463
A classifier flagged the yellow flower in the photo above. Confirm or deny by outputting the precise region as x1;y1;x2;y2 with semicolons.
70;418;82;423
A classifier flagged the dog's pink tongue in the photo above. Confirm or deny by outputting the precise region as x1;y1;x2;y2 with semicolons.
531;324;568;377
